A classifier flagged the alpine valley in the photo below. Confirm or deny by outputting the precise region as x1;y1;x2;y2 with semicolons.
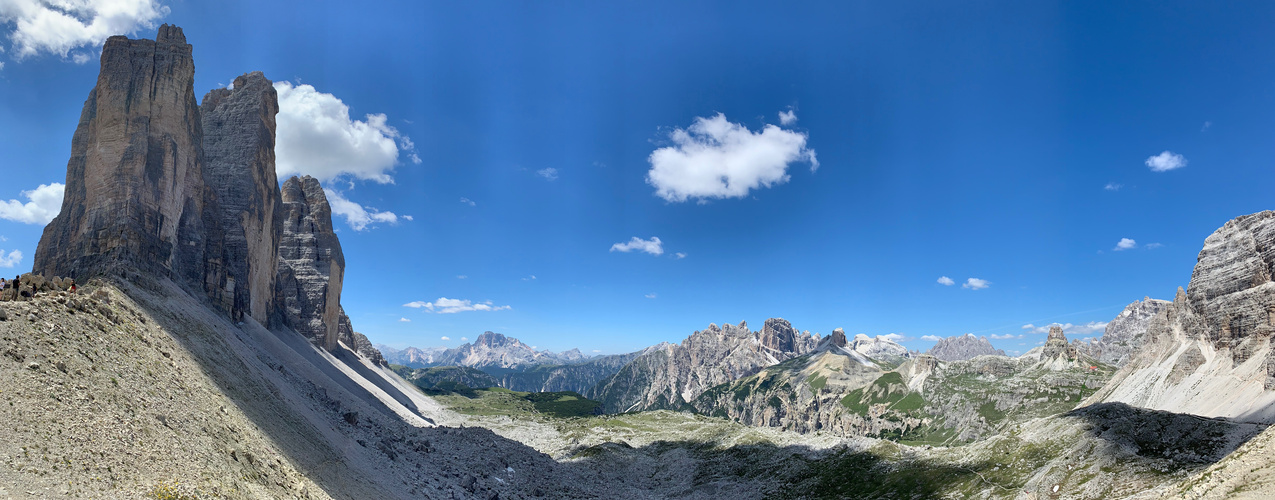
4;21;1275;500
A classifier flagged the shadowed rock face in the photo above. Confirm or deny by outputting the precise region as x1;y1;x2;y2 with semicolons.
200;71;283;324
275;175;345;351
34;25;229;308
926;334;1005;362
760;318;799;352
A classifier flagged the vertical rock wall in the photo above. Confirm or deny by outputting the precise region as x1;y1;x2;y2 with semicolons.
276;176;345;351
201;72;283;324
33;25;228;309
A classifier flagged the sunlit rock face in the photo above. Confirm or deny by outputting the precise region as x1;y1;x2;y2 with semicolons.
926;334;1004;362
275;175;345;351
200;71;283;324
34;25;230;310
1089;211;1275;422
1082;298;1172;367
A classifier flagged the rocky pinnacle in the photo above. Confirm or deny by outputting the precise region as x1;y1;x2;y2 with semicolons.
275;175;345;351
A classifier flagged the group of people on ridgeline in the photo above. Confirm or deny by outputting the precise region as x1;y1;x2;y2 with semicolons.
0;274;75;302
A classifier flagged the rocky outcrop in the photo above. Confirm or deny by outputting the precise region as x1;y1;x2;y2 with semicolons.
200;71;283;324
275;175;345;351
850;334;909;365
1088;211;1275;422
588;320;818;413
1082;297;1171;367
926;334;1005;361
378;345;449;368
424;332;593;370
33;25;228;309
759;318;799;352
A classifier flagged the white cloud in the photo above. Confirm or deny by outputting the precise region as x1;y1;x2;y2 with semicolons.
1114;238;1136;251
646;112;818;203
1021;321;1108;335
674;252;687;259
457;275;467;279
536;168;558;181
0;182;63;224
440;336;450;341
522;275;536;281
921;335;942;342
879;333;907;343
962;278;990;290
937;276;955;286
778;109;797;126
591;349;601;353
1146;242;1163;249
0;0;168;61
1201;121;1212;132
324;188;399;231
398;317;410;322
645;293;657;299
1104;183;1122;191
461;337;468;341
274;82;418;184
460;197;476;206
990;333;1022;340
0;249;21;268
610;236;663;256
1145;151;1187;172
403;297;511;314
0;61;5;70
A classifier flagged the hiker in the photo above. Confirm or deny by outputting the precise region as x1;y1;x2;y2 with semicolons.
69;279;77;294
0;277;6;302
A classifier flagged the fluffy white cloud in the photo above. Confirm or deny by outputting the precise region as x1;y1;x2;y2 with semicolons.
0;249;21;268
990;333;1022;340
962;278;990;290
460;337;468;341
778;109;797;126
460;197;475;206
610;236;663;256
323;188;399;231
0;0;168;61
0;182;63;224
1021;321;1108;335
1114;238;1136;251
646;112;817;203
921;335;942;342
440;336;450;341
274;82;418;184
644;293;657;299
879;333;907;342
1145;151;1187;172
937;276;955;286
398;317;410;322
403;297;511;314
536;168;558;181
1104;183;1122;191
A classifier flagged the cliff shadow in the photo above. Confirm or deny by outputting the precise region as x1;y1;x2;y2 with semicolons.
1064;402;1269;471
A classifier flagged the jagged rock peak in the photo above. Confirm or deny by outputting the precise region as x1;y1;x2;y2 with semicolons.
201;71;283;324
275;175;346;351
828;327;848;348
476;331;519;348
926;333;1005;362
33;25;229;311
1047;325;1066;341
1081;297;1171;366
760;318;799;352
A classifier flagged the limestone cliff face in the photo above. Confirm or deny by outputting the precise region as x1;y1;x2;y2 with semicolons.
926;334;1005;362
275;176;345;351
1089;211;1275;422
588;319;817;413
34;25;228;308
200;72;283;324
1081;298;1171;367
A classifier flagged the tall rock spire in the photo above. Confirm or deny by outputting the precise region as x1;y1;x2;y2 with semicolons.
201;72;284;324
33;24;229;308
276;175;346;351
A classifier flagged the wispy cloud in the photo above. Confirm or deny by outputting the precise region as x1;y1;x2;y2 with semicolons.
0;249;22;268
1145;151;1187;172
0;182;64;224
457;275;467;279
921;335;942;342
962;278;990;290
403;298;511;314
674;252;687;259
937;276;955;286
644;293;657;299
522;275;537;281
1114;238;1136;251
610;236;663;256
537;168;559;181
1201;121;1212;132
990;333;1022;340
1104;183;1122;191
778;109;798;126
1021;321;1108;335
398;317;411;322
646;112;817;203
324;188;400;231
1146;242;1163;249
460;197;476;206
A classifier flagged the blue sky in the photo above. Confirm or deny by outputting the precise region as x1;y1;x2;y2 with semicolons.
3;1;1275;356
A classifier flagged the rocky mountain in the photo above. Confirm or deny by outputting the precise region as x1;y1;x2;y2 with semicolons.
408;331;592;371
379;345;449;367
33;25;228;309
926;333;1005;361
849;333;909;365
1080;297;1172;366
200;71;283;325
587;318;818;413
275;175;347;351
1087;211;1275;422
495;350;646;393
